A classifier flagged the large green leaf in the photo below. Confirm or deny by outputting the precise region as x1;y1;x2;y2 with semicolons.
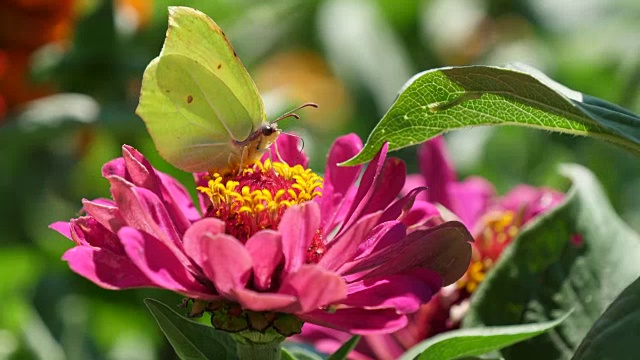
281;347;298;360
144;298;236;360
341;65;640;166
327;336;361;360
398;312;570;360
571;274;640;360
463;164;640;359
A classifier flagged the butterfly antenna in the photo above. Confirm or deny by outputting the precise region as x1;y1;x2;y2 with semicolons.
271;102;319;124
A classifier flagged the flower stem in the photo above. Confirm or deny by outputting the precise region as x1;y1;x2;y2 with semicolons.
235;340;281;360
231;331;285;360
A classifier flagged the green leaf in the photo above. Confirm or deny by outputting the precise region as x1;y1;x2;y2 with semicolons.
341;65;640;166
280;347;298;360
144;298;237;360
281;344;324;360
398;312;570;360
327;336;361;360
571;274;640;360
463;164;640;359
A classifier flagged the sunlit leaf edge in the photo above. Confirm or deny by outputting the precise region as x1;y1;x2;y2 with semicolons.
340;65;640;166
397;312;571;360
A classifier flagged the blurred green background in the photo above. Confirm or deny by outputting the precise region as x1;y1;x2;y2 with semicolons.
0;0;638;358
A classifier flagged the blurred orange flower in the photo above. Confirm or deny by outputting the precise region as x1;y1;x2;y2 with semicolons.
0;0;152;122
116;0;152;31
0;0;74;120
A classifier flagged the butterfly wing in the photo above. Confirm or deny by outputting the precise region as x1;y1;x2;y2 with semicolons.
136;6;265;172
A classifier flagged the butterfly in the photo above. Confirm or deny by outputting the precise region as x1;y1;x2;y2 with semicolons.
136;6;315;173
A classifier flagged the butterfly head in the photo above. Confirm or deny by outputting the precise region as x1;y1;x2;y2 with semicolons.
257;123;281;152
261;123;279;138
232;103;318;170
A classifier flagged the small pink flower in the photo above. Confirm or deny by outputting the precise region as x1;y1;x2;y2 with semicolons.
51;134;473;335
296;136;565;358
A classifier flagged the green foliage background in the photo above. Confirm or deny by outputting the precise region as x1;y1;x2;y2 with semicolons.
0;0;638;359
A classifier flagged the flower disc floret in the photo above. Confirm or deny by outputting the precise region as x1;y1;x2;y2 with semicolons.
198;159;323;242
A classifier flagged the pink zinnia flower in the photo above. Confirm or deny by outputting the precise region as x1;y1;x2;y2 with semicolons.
51;134;473;336
297;136;564;358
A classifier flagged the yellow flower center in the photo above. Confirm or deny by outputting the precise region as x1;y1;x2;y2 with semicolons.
197;159;323;242
458;210;521;294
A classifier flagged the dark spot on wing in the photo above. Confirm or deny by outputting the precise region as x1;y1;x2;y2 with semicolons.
217;28;239;58
217;63;222;69
187;95;193;104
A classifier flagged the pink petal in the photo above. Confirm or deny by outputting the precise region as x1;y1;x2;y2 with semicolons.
318;191;356;237
122;145;163;195
62;246;153;290
401;174;428;201
182;217;226;270
401;200;441;228
105;146;198;235
124;145;197;234
82;199;125;234
245;230;283;290
499;185;563;223
69;217;123;253
379;187;429;224
345;221;473;286
499;184;541;211
411;137;497;229
50;221;71;240
193;172;211;215
89;198;116;207
324;134;363;195
158;171;201;223
341;221;407;272
318;211;382;272
300;308;408;335
279;265;347;313
119;227;213;297
232;287;297;312
343;269;441;314
201;233;253;297
102;145;163;201
321;134;363;232
108;176;186;260
336;143;388;236
261;134;309;168
279;202;320;275
360;157;406;215
102;157;126;178
418;136;458;209
448;176;495;228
